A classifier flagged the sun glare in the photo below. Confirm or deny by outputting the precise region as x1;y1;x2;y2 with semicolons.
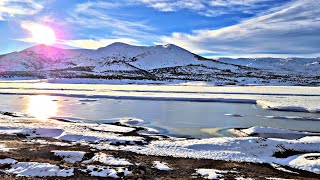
21;22;56;45
27;95;58;120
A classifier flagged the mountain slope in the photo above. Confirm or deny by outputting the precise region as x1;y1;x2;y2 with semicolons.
0;43;319;85
218;57;320;76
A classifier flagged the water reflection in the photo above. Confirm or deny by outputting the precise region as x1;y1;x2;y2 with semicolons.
27;95;58;119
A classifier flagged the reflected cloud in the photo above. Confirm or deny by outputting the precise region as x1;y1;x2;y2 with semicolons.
27;95;58;119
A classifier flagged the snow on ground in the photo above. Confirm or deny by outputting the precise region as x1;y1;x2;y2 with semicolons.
257;97;320;112
115;135;320;174
266;178;296;180
26;139;72;146
232;126;320;139
286;153;320;173
4;162;74;177
86;165;132;178
87;124;135;133
48;78;185;85
0;114;319;174
195;168;238;179
119;117;144;125
152;161;172;171
51;150;86;163
0;116;145;145
235;177;254;180
0;143;16;152
83;152;132;166
241;127;319;136
0;158;17;165
270;163;298;174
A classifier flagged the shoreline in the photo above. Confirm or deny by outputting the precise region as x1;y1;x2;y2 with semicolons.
0;114;319;178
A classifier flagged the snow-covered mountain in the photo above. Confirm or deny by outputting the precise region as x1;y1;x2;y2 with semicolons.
0;43;319;85
218;57;320;76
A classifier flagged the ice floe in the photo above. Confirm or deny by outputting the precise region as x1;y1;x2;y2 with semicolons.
224;113;243;117
119;117;144;125
257;97;320;113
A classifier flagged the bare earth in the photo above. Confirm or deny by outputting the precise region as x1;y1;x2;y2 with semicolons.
0;135;319;180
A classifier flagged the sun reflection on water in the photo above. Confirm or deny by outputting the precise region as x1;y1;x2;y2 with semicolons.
27;95;58;120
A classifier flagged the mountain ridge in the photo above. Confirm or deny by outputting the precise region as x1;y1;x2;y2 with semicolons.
0;43;319;85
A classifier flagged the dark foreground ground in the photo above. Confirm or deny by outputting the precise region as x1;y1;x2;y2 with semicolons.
1;135;319;180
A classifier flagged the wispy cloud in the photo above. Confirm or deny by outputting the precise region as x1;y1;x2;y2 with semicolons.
160;0;320;57
62;1;158;49
67;1;154;36
0;0;43;20
131;0;278;17
59;38;141;49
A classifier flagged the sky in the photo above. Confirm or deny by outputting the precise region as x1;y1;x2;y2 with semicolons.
0;0;319;58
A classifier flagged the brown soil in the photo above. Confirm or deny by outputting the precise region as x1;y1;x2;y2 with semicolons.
0;135;319;180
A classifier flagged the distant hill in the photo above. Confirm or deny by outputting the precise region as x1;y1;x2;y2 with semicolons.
0;43;319;85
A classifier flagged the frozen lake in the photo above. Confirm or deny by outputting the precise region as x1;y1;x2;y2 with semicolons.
0;80;319;138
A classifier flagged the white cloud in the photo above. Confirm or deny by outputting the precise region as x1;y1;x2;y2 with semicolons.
67;1;154;37
0;0;43;20
160;0;320;57
59;38;141;49
131;0;276;17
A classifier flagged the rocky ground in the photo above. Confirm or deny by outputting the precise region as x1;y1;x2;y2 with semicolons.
0;134;319;179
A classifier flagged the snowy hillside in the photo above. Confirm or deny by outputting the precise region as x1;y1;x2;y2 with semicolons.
0;43;319;85
218;57;320;76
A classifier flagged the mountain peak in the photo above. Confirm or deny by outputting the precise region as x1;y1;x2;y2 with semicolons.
109;42;130;46
97;42;132;51
162;43;178;48
22;44;60;53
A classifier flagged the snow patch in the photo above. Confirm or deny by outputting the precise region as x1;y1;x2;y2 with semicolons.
270;163;298;174
0;143;16;152
86;165;132;178
0;158;17;165
195;168;237;179
119;117;144;125
5;162;74;177
83;152;132;166
51;150;86;163
287;153;320;173
152;161;172;171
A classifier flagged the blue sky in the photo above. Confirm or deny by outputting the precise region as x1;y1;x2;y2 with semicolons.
0;0;319;57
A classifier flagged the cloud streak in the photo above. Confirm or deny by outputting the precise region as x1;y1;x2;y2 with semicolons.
0;0;43;20
59;38;141;49
67;1;154;36
160;0;320;57
131;0;278;17
61;1;158;49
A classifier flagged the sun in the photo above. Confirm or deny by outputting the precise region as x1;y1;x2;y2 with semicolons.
21;22;56;45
